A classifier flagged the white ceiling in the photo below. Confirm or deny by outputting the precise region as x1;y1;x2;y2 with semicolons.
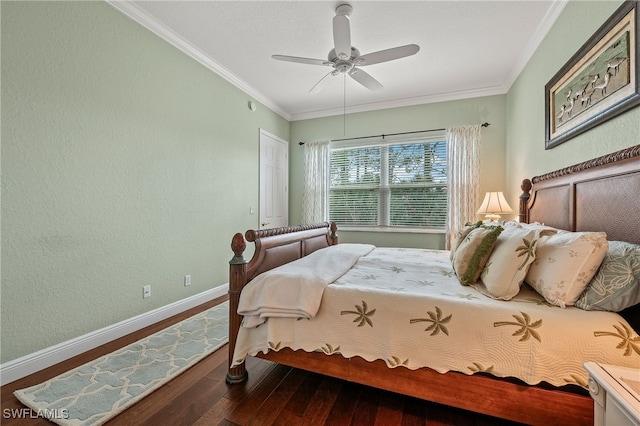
110;1;567;121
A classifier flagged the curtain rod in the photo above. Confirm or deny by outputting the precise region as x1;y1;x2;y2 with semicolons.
298;122;489;145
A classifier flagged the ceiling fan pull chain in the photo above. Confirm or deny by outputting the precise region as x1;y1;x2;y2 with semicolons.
343;74;347;136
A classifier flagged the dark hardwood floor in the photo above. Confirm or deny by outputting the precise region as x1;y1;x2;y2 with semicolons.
2;297;522;426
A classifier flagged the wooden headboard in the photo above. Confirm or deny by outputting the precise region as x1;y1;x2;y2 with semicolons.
519;144;640;245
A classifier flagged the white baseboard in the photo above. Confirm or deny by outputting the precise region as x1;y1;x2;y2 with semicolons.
0;284;228;386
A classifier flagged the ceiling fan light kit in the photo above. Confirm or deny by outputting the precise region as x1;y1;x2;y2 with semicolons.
272;3;419;94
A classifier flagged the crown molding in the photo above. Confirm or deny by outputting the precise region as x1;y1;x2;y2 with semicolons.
502;0;568;91
106;1;292;121
290;85;507;121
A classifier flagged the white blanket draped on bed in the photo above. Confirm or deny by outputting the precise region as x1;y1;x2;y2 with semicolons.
232;246;640;388
238;243;374;327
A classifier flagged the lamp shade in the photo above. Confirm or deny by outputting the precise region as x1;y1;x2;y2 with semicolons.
477;192;513;220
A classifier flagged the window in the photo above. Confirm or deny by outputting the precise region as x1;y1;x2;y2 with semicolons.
329;132;447;230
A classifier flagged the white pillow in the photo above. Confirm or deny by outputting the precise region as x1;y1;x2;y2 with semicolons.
525;231;608;307
519;222;563;237
475;226;539;300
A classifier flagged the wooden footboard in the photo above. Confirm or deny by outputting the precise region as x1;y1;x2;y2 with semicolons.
226;222;338;383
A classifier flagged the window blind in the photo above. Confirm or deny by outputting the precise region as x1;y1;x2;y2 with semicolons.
329;133;447;229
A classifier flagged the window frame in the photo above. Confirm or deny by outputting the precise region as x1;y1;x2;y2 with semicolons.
328;131;447;233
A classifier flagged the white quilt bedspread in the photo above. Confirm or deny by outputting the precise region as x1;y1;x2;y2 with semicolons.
238;243;374;327
232;247;640;388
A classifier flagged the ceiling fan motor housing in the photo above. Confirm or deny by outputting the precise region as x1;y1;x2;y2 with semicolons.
335;4;353;17
328;47;360;61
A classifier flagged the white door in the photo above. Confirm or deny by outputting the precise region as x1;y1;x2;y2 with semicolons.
259;129;288;229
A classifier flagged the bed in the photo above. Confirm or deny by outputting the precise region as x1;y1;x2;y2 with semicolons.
226;145;640;425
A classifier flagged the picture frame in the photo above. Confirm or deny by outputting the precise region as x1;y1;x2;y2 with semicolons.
545;0;639;149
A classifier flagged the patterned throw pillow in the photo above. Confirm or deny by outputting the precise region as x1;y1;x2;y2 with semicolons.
452;225;503;285
525;231;608;307
449;221;483;260
518;222;562;237
475;226;539;300
575;241;640;312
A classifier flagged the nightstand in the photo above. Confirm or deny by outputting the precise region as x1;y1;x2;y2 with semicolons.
584;362;640;426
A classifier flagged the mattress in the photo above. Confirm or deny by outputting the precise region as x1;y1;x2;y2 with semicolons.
232;246;639;388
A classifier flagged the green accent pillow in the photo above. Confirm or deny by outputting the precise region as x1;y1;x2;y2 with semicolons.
452;225;503;285
575;241;640;312
449;221;483;260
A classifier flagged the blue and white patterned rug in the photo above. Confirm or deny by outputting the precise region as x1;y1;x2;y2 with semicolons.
15;301;229;426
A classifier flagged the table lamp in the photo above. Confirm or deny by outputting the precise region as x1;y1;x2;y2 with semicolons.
477;191;513;221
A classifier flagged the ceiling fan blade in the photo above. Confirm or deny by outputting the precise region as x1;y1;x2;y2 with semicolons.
272;55;332;66
333;14;351;60
358;44;420;66
348;68;383;91
309;70;336;94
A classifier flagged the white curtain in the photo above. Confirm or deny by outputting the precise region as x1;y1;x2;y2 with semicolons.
302;140;331;224
445;125;481;250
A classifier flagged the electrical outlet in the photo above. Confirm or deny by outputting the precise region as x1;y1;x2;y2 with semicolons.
184;275;191;287
143;285;151;299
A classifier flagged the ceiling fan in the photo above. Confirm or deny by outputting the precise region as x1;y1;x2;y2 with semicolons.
272;4;420;93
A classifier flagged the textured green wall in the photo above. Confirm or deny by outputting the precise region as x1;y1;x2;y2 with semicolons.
505;0;640;203
290;96;507;249
1;2;288;362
